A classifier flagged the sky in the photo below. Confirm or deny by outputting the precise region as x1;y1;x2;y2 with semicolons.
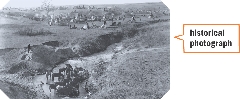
3;0;161;8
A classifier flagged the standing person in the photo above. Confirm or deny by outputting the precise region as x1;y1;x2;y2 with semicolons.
86;22;89;29
103;20;107;25
85;82;89;93
101;20;107;28
102;15;106;21
104;20;107;28
111;15;114;24
28;44;31;53
91;15;95;22
67;72;71;79
82;22;89;30
123;15;125;21
132;15;135;22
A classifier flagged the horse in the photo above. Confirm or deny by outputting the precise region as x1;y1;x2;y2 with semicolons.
49;84;57;93
52;72;64;81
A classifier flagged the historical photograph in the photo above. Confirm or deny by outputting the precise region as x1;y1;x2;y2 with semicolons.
0;0;170;99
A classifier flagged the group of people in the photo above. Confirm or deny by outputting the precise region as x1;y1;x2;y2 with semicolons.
77;14;137;29
44;64;91;97
69;20;107;30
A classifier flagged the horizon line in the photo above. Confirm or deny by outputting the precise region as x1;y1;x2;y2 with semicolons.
3;1;162;9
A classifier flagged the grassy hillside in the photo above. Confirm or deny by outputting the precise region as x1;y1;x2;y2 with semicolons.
87;21;170;99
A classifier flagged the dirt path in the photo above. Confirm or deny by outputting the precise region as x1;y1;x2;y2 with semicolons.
33;75;53;98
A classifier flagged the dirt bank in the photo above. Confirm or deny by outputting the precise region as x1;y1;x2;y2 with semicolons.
0;73;48;99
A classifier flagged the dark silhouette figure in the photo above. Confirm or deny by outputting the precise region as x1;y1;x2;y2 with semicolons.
111;16;114;24
123;15;126;21
46;70;52;81
28;44;31;53
104;20;107;25
85;82;89;93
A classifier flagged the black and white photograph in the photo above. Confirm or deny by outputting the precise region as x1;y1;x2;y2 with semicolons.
0;0;170;99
